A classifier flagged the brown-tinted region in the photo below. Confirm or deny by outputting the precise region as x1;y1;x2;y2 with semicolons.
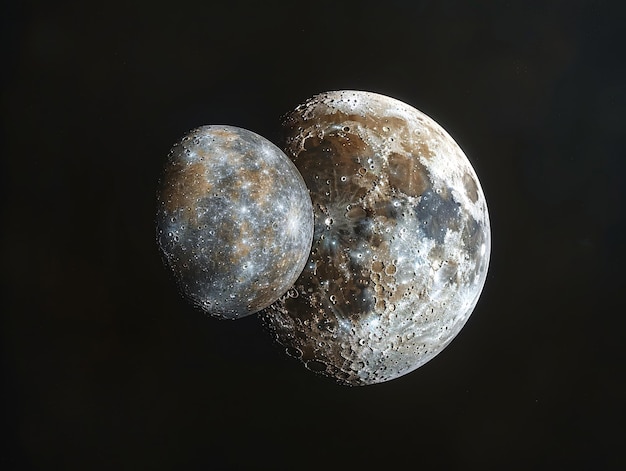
296;131;371;203
415;140;434;160
232;159;276;209
388;152;430;197
161;160;210;223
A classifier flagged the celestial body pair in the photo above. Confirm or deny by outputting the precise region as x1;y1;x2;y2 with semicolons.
156;90;490;386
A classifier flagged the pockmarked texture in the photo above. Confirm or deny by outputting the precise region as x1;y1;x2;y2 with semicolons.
157;125;314;319
261;91;490;385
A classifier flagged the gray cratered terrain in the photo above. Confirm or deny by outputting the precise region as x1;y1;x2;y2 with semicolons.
157;125;314;319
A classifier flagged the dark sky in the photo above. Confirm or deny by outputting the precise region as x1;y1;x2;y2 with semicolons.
3;1;625;470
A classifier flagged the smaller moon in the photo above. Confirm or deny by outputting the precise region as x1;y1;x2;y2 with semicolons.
156;125;314;320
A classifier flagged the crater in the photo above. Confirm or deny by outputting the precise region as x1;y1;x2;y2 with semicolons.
464;172;479;203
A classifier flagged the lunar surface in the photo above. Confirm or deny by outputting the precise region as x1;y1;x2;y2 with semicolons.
157;125;314;319
261;91;490;385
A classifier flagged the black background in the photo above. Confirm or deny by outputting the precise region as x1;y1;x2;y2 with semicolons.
3;1;625;469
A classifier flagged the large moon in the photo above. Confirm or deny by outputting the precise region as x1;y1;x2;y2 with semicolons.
261;91;490;385
157;125;314;320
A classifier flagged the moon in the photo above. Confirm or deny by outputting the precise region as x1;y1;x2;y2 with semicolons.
261;91;490;385
156;125;314;320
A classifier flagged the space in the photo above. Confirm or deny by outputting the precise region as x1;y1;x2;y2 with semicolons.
2;1;625;470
